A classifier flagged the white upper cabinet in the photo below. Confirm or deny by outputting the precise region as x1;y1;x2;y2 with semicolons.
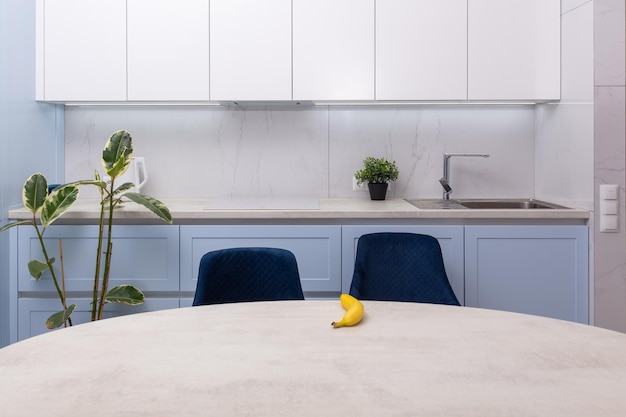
127;0;210;101
292;0;374;101
468;0;561;101
209;0;292;101
376;0;468;101
36;0;560;103
39;0;126;101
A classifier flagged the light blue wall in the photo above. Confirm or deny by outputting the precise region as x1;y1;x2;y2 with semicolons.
0;0;63;347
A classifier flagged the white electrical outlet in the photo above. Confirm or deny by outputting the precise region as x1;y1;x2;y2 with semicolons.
353;176;367;191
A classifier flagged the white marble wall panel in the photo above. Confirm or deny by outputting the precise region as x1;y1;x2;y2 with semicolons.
594;86;626;332
328;106;535;199
562;0;591;15
66;105;536;201
65;106;329;199
594;0;626;86
535;104;594;208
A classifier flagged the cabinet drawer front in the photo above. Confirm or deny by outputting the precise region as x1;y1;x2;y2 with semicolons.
180;225;342;293
17;225;180;292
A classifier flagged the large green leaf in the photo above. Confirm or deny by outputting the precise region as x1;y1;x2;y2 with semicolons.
123;192;173;224
40;186;80;227
105;285;145;305
113;182;135;195
102;130;133;178
22;173;47;213
0;220;32;233
28;258;54;280
45;304;76;329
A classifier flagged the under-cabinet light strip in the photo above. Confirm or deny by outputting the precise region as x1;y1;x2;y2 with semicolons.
62;101;222;107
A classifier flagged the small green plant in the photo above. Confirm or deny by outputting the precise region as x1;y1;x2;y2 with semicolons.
354;156;399;185
0;130;172;329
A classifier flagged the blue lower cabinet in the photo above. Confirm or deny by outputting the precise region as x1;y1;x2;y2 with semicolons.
464;226;589;324
9;223;590;342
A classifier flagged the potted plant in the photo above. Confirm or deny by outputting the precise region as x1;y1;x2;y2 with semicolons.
354;156;400;200
0;130;172;329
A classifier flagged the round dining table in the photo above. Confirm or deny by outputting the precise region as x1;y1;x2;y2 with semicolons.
1;300;625;416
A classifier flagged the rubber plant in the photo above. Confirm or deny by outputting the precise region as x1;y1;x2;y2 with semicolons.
0;130;172;329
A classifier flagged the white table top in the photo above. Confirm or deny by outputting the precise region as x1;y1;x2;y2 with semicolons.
1;301;625;416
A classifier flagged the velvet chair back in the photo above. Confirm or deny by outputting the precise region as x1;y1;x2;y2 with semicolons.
193;247;304;306
349;232;460;305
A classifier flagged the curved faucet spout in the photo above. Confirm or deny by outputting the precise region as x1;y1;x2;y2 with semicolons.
441;153;490;200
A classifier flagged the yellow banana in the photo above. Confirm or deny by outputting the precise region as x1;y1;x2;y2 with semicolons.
331;294;364;328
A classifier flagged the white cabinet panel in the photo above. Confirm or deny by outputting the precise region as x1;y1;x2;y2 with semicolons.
127;0;210;101
341;226;465;304
293;0;374;101
210;0;292;101
468;0;561;100
180;225;342;294
465;226;588;323
376;0;467;100
42;0;126;101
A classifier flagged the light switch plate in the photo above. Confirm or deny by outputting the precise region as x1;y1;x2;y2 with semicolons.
600;215;619;232
600;184;619;200
601;200;619;215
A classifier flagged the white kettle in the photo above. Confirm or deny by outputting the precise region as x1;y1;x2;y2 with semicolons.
115;157;148;193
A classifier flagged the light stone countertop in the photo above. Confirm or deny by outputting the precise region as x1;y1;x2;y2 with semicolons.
7;197;590;224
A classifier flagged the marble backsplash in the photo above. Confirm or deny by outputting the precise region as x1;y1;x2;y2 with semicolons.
64;104;536;200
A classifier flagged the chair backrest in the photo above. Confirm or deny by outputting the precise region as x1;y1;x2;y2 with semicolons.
348;232;460;305
192;247;305;306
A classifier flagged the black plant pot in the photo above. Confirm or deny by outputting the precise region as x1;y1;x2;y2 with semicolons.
367;182;389;200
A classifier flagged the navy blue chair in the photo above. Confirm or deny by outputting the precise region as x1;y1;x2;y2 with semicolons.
192;247;305;306
348;232;460;306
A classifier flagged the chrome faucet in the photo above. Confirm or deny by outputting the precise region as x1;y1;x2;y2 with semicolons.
440;152;490;200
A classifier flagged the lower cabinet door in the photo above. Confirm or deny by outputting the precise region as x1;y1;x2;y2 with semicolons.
17;297;180;341
180;225;342;296
464;226;589;324
341;225;465;304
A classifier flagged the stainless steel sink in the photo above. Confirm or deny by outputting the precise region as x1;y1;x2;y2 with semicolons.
406;199;568;210
457;199;567;209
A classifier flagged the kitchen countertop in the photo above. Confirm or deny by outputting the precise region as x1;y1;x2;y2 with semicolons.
7;198;590;224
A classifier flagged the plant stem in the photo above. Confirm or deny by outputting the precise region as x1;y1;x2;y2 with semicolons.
91;190;107;321
58;239;69;328
97;184;116;320
33;218;72;326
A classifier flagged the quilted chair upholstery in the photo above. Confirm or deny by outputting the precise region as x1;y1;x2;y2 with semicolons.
192;247;305;306
349;232;460;306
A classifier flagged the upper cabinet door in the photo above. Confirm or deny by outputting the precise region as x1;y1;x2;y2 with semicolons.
292;0;374;101
42;0;126;101
468;0;561;101
376;0;467;101
127;0;210;101
210;0;292;101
